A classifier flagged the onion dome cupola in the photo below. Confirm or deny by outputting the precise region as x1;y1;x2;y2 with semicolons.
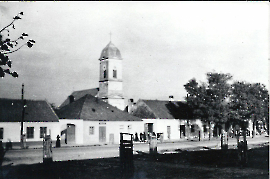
99;42;122;61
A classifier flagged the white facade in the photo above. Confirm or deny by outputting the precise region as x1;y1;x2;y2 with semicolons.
59;119;84;144
142;119;180;140
59;119;144;145
0;122;59;143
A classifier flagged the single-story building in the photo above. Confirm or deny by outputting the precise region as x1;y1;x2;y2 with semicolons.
128;97;211;141
57;93;143;145
0;98;60;144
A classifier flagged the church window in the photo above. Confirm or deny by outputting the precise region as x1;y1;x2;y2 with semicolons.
89;126;94;135
103;70;107;78
113;69;117;78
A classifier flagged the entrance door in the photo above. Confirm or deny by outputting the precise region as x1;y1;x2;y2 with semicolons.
99;126;106;143
148;123;153;133
180;125;185;138
67;124;75;143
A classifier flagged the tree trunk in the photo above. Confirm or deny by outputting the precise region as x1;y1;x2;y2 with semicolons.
221;123;228;150
186;120;190;140
252;120;256;138
208;121;211;140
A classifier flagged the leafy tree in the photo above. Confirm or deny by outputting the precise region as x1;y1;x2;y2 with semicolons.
229;82;269;137
184;72;232;140
0;12;35;78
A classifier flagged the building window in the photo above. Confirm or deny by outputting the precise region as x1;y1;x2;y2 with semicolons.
0;128;3;139
113;69;117;78
103;70;107;78
40;127;47;138
167;126;171;139
128;125;132;130
89;126;94;135
27;127;34;139
120;125;124;130
203;125;207;132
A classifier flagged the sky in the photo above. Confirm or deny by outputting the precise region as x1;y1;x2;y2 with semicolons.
0;2;269;107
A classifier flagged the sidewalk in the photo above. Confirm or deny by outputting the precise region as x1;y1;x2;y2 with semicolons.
135;135;269;154
5;134;269;151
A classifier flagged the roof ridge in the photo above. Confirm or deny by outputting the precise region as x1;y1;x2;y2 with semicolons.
140;100;159;119
58;95;88;119
78;94;89;118
0;98;47;102
73;88;98;93
44;100;59;121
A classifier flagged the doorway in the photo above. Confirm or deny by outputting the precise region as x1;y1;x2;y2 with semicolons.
147;123;153;133
99;126;106;143
67;124;75;143
180;125;185;138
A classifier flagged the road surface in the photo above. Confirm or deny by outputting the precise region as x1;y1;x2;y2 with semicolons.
2;136;268;166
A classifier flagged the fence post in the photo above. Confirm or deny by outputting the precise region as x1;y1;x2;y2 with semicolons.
43;135;53;163
149;135;157;155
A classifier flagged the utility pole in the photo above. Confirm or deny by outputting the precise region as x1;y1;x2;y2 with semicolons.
21;83;26;149
186;94;190;140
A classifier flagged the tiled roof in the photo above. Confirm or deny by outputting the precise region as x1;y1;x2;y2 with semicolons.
59;88;99;108
57;94;142;121
0;98;59;122
134;99;192;119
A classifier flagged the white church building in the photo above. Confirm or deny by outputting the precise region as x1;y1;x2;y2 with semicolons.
56;41;189;145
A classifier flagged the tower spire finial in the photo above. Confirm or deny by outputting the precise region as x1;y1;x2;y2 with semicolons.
109;32;112;42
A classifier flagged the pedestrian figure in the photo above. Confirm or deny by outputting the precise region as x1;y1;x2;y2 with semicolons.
134;133;139;142
143;132;146;142
56;135;61;148
0;141;5;166
140;133;143;142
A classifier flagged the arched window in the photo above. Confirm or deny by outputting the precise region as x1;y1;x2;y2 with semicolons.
104;70;107;78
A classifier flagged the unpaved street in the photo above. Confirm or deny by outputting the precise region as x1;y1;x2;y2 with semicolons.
2;136;268;166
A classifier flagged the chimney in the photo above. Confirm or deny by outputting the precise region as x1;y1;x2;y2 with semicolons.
69;95;75;104
128;98;134;113
95;88;100;98
169;95;174;102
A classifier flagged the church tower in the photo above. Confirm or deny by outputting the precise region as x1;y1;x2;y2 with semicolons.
98;41;125;110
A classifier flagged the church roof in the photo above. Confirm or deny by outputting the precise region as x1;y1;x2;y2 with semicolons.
131;99;193;119
57;94;142;121
99;41;122;60
0;98;59;122
59;88;98;108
